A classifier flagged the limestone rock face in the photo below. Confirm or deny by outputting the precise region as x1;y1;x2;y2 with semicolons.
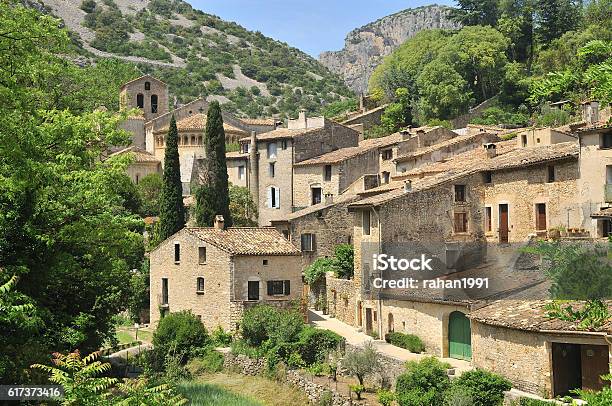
319;5;460;94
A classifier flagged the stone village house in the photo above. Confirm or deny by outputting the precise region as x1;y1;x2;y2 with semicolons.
149;216;302;332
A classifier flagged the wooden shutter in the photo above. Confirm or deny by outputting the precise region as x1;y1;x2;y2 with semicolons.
275;187;280;209
284;280;291;295
267;187;272;208
267;281;273;296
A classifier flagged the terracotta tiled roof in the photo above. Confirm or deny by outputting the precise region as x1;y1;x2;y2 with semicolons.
240;118;277;126
470;298;612;334
277;193;361;221
350;141;578;208
394;132;501;163
186;227;300;256
108;146;160;163
226;151;249;160
591;207;612;218
240;126;321;141
295;133;402;166
154;113;248;135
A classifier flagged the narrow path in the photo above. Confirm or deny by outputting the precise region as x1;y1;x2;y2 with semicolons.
308;309;472;374
108;342;152;361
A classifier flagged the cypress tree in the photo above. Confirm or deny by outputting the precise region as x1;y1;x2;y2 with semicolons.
158;115;185;240
195;101;232;227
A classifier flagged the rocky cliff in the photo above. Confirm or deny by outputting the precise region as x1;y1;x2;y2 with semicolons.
319;4;459;94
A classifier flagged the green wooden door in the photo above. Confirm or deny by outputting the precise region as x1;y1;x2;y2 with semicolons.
449;311;472;360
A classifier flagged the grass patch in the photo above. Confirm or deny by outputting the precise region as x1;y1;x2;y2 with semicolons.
115;330;134;345
193;373;309;406
177;381;261;406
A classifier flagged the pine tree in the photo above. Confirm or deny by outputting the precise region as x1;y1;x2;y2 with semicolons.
195;101;233;227
158;115;185;240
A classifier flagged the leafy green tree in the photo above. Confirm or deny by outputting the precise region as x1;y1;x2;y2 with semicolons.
451;369;511;406
331;244;354;279
535;0;582;44
396;357;451;406
127;260;150;323
304;258;333;285
381;88;413;132
158;115;185;241
114;378;188;406
194;101;232;227
450;0;500;26
341;341;380;386
137;173;163;217
152;310;210;368
229;183;257;226
32;351;118;406
416;62;473;121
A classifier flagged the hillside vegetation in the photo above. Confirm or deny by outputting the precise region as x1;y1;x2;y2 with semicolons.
41;0;353;118
368;0;611;132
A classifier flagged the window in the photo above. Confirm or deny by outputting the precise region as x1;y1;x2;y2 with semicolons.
198;246;206;264
268;186;280;209
282;230;289;239
324;165;332;181
547;165;555;183
521;134;527;147
263;259;268;266
174;243;180;263
269;162;275;177
301;233;315;252
454;212;468;233
382;149;393;160
454;185;466;202
248;280;259;301
151;94;158;113
241;143;249;153
136;93;144;109
602;133;612;149
267;142;277;159
382;171;390;184
484;171;492;184
362;210;371;235
267;280;291;296
238;165;245;180
607;165;612;184
161;278;168;305
144;81;151;90
536;138;541;144
135;174;140;184
198;136;202;145
311;187;322;205
281;140;287;150
196;277;205;293
485;207;492;232
536;203;547;231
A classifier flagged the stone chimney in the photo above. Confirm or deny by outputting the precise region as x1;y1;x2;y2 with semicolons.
582;101;600;124
324;193;334;205
483;143;497;158
404;180;412;192
400;129;411;141
214;215;225;230
298;109;307;129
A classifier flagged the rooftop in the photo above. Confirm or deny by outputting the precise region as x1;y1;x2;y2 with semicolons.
350;141;578;208
276;193;362;222
120;74;166;89
240;118;277;126
295;133;402;166
154;113;248;135
470;297;612;334
226;151;249;160
393;132;501;163
108;146;160;163
185;227;301;256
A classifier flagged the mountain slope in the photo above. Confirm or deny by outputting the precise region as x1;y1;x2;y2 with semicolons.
39;0;353;118
319;4;459;94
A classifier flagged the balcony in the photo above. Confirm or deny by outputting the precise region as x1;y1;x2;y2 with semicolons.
605;184;612;203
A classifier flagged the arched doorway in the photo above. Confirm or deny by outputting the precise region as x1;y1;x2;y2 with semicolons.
388;313;394;333
448;311;471;360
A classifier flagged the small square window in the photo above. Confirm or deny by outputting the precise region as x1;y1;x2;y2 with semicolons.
381;149;393;160
454;185;466;202
196;277;205;293
324;165;332;182
547;165;555;183
602;134;612;149
301;234;315;251
263;259;268;266
454;212;468;233
484;171;492;184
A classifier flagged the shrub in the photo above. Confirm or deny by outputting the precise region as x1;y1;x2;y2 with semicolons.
349;384;365;400
317;390;334;406
444;385;474;406
396;357;450;406
452;369;511;406
331;244;354;279
304;257;333;285
573;387;612;406
152;311;210;368
241;305;304;347
211;325;232;347
80;0;97;13
377;388;396;406
186;350;224;375
517;398;557;406
342;341;380;386
298;327;344;365
385;332;425;353
287;352;305;369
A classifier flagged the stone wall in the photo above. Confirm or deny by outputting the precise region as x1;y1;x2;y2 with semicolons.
450;95;498;129
341;106;385;131
326;276;358;326
257;138;294;225
293;122;360;163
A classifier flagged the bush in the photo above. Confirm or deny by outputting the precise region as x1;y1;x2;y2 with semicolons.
385;332;425;353
211;326;233;347
573;387;612;406
349;384;366;400
377;388;396;406
186;350;224;375
396;357;450;406
298;327;344;365
517;398;556;406
152;311;210;368
241;305;304;347
80;0;97;13
452;369;511;406
444;385;474;406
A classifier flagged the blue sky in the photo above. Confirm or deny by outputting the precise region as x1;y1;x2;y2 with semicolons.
189;1;455;57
